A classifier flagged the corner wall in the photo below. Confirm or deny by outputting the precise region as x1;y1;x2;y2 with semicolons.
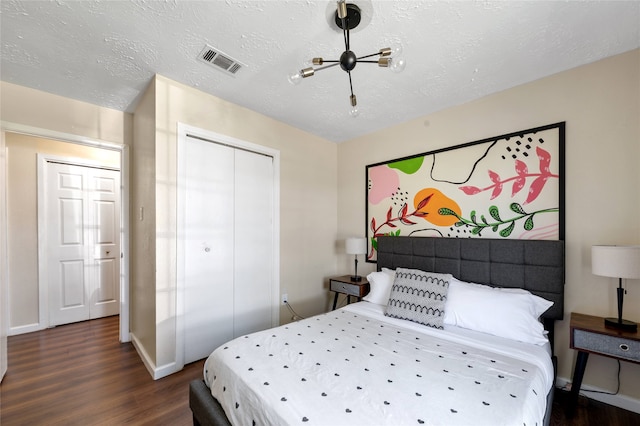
142;75;338;373
131;78;158;366
338;49;640;405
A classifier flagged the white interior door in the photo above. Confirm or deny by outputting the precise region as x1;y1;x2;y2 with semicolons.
233;149;274;337
183;138;235;362
88;170;121;319
182;135;275;364
46;161;120;326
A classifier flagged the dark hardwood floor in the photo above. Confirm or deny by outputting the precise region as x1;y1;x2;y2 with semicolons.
2;316;640;425
1;315;204;425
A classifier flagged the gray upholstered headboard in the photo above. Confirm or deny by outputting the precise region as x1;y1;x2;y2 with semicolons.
376;236;565;321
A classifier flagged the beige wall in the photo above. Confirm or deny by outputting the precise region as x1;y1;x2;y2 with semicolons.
338;49;640;401
1;82;131;333
131;79;158;363
135;75;338;370
0;82;132;145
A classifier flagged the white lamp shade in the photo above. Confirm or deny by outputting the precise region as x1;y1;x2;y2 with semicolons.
345;237;367;255
592;245;640;279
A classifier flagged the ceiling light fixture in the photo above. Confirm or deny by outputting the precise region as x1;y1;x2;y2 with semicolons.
288;0;406;117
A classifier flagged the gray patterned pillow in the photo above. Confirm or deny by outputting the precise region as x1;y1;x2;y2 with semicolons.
385;268;452;329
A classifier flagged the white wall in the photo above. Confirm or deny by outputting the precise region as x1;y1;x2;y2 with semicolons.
338;49;640;404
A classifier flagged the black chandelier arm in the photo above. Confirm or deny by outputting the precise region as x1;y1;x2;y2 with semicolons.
341;18;350;51
357;52;384;60
313;57;384;66
310;62;342;73
347;70;355;97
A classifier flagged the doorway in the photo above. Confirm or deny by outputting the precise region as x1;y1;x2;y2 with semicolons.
1;124;129;342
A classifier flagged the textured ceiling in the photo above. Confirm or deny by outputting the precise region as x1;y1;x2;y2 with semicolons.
1;0;639;143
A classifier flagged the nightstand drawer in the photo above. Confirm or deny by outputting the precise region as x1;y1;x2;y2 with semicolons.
573;329;640;362
330;280;361;297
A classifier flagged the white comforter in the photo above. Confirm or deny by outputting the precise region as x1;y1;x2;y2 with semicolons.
204;302;553;426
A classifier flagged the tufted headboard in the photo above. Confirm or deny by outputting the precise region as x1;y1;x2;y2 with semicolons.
376;236;565;322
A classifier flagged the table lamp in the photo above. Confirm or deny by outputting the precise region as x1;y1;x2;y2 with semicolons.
346;237;367;282
592;245;640;331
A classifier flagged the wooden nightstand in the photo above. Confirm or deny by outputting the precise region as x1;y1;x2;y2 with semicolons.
329;275;370;310
568;312;640;415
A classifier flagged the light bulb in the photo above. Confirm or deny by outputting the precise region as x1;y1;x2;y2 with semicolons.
390;43;403;57
350;106;360;117
288;71;303;85
389;57;406;73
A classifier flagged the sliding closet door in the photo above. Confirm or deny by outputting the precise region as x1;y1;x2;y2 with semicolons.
233;149;273;337
182;135;275;364
183;138;235;362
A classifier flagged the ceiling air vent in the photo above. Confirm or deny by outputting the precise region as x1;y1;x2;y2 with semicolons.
197;44;245;76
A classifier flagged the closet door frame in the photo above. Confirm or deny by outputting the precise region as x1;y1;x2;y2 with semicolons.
175;123;280;370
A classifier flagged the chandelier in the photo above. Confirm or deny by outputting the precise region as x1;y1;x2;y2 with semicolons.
288;0;406;116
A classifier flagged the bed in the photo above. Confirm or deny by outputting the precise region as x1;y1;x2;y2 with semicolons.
189;236;564;426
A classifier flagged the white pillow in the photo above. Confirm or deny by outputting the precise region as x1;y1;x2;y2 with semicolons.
499;287;555;318
363;268;395;305
443;278;553;345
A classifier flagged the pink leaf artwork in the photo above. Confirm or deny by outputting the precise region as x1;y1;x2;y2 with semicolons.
368;165;400;205
460;186;482;195
511;177;526;196
537;146;551;174
525;176;549;205
514;160;528;176
490;183;503;200
488;170;501;184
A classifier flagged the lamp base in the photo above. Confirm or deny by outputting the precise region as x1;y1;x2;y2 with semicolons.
604;317;637;332
350;275;363;282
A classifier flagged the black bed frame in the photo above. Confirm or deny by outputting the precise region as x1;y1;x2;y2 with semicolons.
190;236;565;426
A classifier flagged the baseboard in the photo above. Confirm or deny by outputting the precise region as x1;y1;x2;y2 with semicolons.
154;360;179;380
556;375;640;414
130;332;180;380
8;322;45;336
130;332;156;378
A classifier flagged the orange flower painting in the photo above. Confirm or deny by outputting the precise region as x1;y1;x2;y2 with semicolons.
366;123;564;261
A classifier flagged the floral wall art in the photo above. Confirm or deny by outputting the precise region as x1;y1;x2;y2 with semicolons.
366;122;565;262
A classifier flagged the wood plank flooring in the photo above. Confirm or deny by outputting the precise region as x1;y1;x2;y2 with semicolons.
2;315;640;425
1;316;204;425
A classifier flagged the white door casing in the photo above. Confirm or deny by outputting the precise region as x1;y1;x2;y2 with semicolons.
42;159;120;326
